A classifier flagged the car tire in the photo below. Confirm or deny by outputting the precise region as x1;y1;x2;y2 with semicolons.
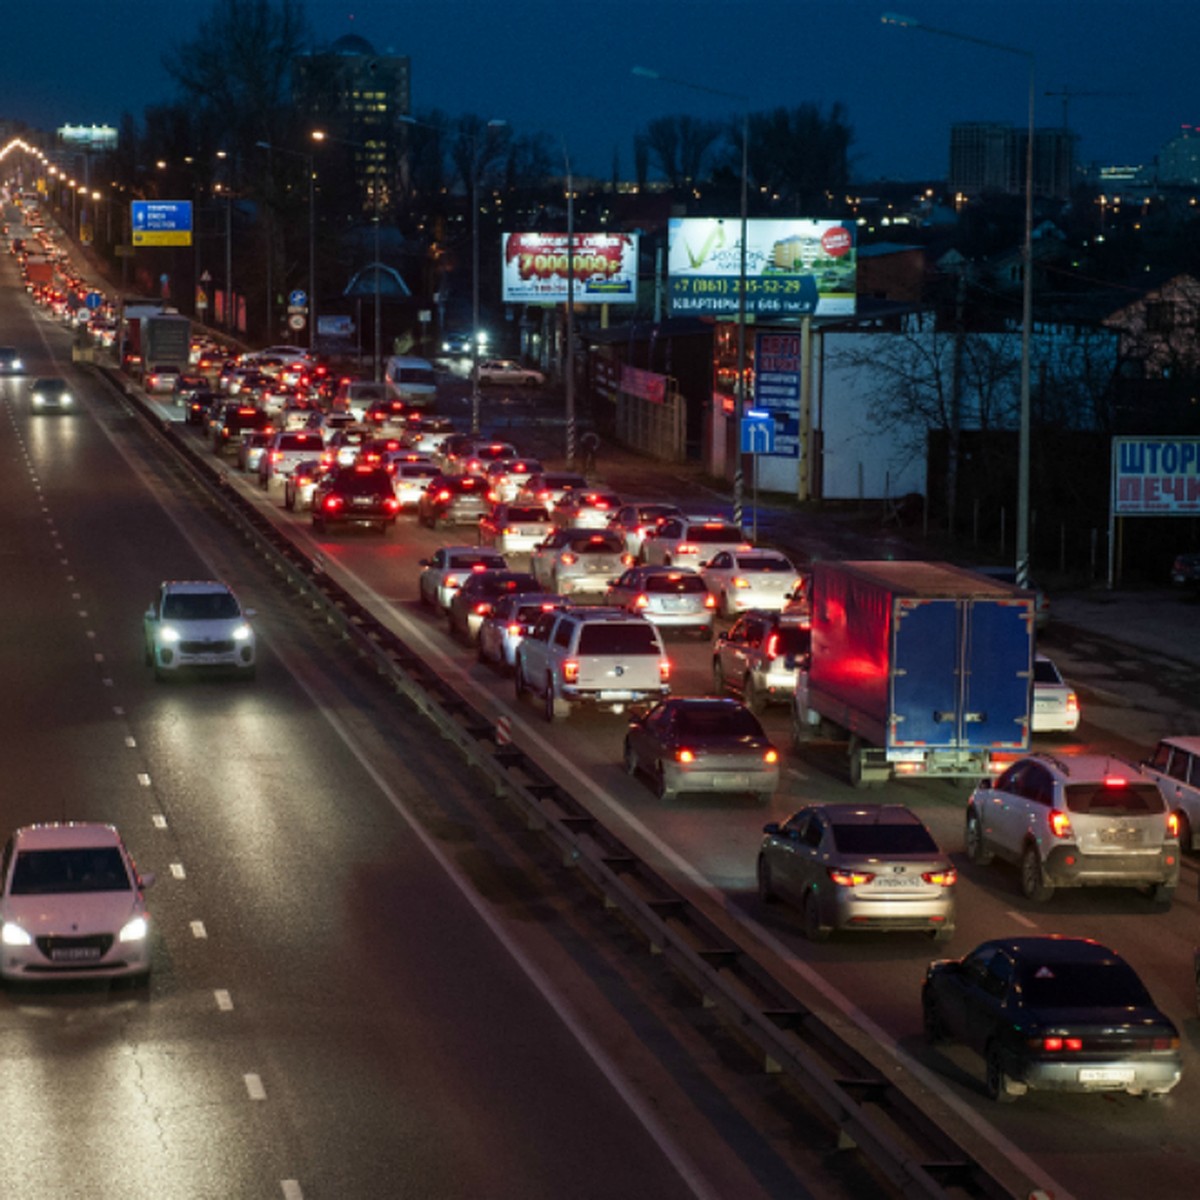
655;762;676;801
284;491;294;511
514;661;529;700
802;889;829;942
1175;811;1192;854
312;516;324;533
622;738;639;777
756;856;776;903
744;676;764;714
1145;883;1175;907
965;809;993;865
543;678;558;722
922;990;948;1044
985;1044;1024;1102
929;924;955;943
712;659;726;695
1020;844;1054;903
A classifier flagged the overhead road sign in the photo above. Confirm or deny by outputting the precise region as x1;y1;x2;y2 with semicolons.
131;200;193;247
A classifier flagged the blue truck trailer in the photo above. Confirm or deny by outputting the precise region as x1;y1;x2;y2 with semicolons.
793;561;1035;786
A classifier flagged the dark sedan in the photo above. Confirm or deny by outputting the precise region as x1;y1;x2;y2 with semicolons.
417;473;490;530
311;464;400;534
446;570;541;641
922;936;1182;1101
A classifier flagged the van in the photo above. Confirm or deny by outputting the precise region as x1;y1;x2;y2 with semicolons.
383;355;438;410
1144;735;1200;850
332;379;389;420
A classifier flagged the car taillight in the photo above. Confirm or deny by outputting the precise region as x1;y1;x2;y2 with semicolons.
632;593;649;609
765;632;779;659
677;748;695;764
323;495;343;511
922;869;958;887
828;868;875;886
658;659;670;682
1049;809;1072;838
271;451;283;462
384;497;400;513
1036;1037;1083;1052
703;593;716;609
560;553;577;565
489;491;502;503
1066;691;1078;713
1168;812;1181;839
731;576;750;589
474;602;492;615
506;622;523;636
763;748;779;765
444;575;461;589
677;543;697;555
562;659;579;683
437;489;451;501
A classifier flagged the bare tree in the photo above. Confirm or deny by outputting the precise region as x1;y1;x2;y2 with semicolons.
642;114;721;189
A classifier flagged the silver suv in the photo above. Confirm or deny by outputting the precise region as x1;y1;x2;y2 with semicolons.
514;607;670;721
965;754;1180;904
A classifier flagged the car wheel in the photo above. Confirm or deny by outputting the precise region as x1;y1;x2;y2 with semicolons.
1019;844;1054;903
929;924;955;943
720;590;733;618
543;678;558;722
984;1044;1023;1103
802;889;829;942
965;809;993;865
655;762;676;801
284;491;294;511
514;661;528;700
1175;810;1192;854
713;659;727;695
431;515;442;532
476;636;489;664
756;855;776;903
623;738;639;777
922;989;948;1044
312;516;324;532
743;676;765;714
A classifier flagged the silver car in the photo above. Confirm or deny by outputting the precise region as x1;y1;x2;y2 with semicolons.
641;515;750;568
700;549;804;617
552;489;622;530
604;565;715;636
478;503;554;555
476;592;571;673
530;528;630;596
757;804;957;941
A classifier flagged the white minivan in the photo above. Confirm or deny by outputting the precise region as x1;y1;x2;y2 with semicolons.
384;355;438;410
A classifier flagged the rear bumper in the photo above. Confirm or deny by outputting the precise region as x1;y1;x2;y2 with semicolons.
1042;845;1180;888
1018;1055;1181;1096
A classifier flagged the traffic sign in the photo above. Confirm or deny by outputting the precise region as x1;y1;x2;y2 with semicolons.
741;415;776;454
84;291;103;311
288;289;307;308
287;313;306;331
131;200;193;246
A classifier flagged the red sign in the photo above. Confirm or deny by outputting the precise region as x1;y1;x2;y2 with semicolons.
821;226;853;257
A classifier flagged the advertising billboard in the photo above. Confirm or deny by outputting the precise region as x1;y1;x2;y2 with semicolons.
751;331;801;458
1111;436;1200;515
501;232;638;304
667;218;856;318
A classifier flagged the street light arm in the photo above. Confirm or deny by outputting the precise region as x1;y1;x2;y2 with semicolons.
631;65;748;105
881;13;1032;63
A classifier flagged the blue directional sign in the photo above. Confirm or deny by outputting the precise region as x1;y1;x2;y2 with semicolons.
288;289;308;309
131;200;193;246
741;414;776;454
84;291;103;311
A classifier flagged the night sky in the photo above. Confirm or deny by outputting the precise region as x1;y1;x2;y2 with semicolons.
1;0;1192;183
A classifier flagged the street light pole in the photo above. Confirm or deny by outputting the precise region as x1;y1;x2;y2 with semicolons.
882;13;1034;587
633;67;751;528
565;144;576;467
257;141;318;353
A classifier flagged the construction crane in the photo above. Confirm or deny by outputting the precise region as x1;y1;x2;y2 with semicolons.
1044;88;1135;131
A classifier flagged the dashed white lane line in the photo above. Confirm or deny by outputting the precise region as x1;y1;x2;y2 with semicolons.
93;653;104;663
113;706;124;716
190;921;207;939
136;773;151;787
1006;909;1040;929
151;814;167;829
125;736;137;748
169;863;185;879
244;1074;266;1101
214;990;233;1011
281;1180;303;1199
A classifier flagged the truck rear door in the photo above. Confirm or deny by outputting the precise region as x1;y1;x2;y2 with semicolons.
962;598;1033;751
890;599;960;750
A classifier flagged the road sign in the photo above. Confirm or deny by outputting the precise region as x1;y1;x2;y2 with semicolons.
131;200;193;246
84;291;103;311
287;313;306;331
288;289;307;308
741;415;776;454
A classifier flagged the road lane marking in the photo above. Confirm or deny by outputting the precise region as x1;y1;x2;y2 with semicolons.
1005;909;1039;929
151;814;167;828
137;773;151;787
170;863;185;879
215;990;233;1011
190;921;208;939
244;1074;266;1100
125;736;137;748
280;1181;303;1199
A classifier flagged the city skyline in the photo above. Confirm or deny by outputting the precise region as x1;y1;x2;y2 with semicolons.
0;0;1193;184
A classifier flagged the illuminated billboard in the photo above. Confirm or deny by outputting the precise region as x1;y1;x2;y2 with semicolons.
501;232;638;304
667;218;856;317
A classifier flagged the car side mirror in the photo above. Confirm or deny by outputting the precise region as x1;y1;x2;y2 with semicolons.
418;558;431;567
144;607;157;621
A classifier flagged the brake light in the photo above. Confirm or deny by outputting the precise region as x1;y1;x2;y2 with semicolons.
562;659;579;683
1037;1037;1083;1053
1168;812;1181;838
474;602;492;615
560;553;577;565
1066;691;1079;714
764;748;778;764
384;498;400;513
633;594;649;609
507;623;523;636
828;868;875;886
1049;810;1072;838
703;594;716;609
437;489;451;501
323;495;344;511
765;632;779;659
922;869;958;887
271;451;284;462
677;543;698;556
658;659;670;682
444;575;461;589
677;748;695;764
731;576;750;589
737;543;752;551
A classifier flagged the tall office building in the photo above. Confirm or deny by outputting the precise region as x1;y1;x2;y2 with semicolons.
293;34;411;214
950;122;1075;199
1157;127;1200;185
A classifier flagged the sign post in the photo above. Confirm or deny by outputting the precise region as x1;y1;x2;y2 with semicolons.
741;410;776;540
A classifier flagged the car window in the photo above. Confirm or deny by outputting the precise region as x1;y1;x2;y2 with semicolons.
1189;755;1200;788
1018;959;1152;1008
674;706;762;738
553;619;574;648
576;624;660;655
507;507;549;522
690;524;743;542
709;553;731;569
1065;781;1165;815
568;535;623;555
1147;741;1173;772
829;821;939;855
1167;749;1191;784
1033;659;1062;684
646;574;707;594
163;592;240;620
529;613;556;641
739;555;791;571
10;848;132;894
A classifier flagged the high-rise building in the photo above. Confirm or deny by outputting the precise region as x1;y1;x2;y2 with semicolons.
950;122;1075;199
293;34;410;214
1157;127;1200;185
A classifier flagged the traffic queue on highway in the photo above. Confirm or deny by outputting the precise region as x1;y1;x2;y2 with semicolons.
7;194;1198;1111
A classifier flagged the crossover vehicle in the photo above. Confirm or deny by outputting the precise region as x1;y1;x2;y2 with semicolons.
418;546;509;609
310;464;400;534
700;549;805;616
476;593;571;673
713;610;811;711
143;579;256;680
417;473;491;529
530;529;630;596
446;570;540;641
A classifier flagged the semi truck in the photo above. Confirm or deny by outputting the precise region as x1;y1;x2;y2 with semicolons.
118;302;190;375
792;561;1035;786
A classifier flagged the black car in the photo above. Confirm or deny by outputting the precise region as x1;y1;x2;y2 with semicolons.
212;403;273;452
186;389;222;426
446;570;541;641
922;936;1182;1101
311;464;400;534
417;473;490;530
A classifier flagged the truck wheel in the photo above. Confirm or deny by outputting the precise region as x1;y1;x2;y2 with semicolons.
965;810;993;865
1020;844;1054;902
848;740;868;790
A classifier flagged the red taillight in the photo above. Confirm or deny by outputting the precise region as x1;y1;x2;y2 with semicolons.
1038;1036;1082;1053
560;553;577;566
1066;691;1079;714
323;495;344;511
677;748;695;764
677;543;698;556
765;632;779;659
271;451;284;462
1049;809;1072;838
731;576;750;589
444;575;461;589
828;868;875;887
658;659;670;682
632;593;649;609
703;593;716;609
384;498;400;513
764;748;778;764
474;602;492;615
1168;812;1181;838
922;869;958;887
506;623;523;636
437;489;451;501
562;659;579;683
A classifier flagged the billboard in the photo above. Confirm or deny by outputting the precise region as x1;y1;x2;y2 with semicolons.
1111;436;1200;515
751;331;800;458
667;218;856;317
131;200;193;247
501;232;638;304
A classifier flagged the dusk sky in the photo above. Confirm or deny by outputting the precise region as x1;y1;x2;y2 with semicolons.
1;1;1192;183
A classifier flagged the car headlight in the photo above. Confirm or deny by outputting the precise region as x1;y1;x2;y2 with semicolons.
1;921;32;947
159;625;181;643
32;394;44;405
119;915;149;943
232;623;252;642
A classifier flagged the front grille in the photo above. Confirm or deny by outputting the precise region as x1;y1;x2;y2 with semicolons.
36;933;114;961
181;639;235;654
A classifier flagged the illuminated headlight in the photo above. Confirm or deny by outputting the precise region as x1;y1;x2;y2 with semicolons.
32;393;44;405
159;625;181;643
119;915;149;943
60;393;72;405
232;623;252;642
11;358;21;370
1;921;32;947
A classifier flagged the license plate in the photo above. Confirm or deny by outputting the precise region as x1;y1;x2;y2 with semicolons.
1079;1067;1135;1083
352;497;373;507
874;875;924;887
52;947;100;962
1100;829;1138;845
600;690;634;701
194;654;220;664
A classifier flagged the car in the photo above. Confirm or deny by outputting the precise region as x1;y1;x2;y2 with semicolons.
0;346;25;374
1143;735;1200;851
641;515;751;568
284;457;333;512
965;564;1050;630
530;528;630;596
418;546;509;609
758;804;956;941
440;330;486;356
515;607;670;720
211;403;273;454
446;570;541;641
964;753;1181;903
417;473;491;530
607;502;685;559
143;579;257;680
922;936;1182;1101
277;401;319;431
444;439;519;477
476;592;571;673
604;566;716;636
515;471;589;511
1169;551;1200;589
173;373;209;403
0;822;156;984
551;489;622;529
29;376;73;413
237;430;276;474
144;364;182;394
332;378;389;420
700;549;805;616
713;610;811;711
390;460;442;509
325;426;371;467
399;413;457;456
363;397;412;433
310;464;401;534
478;503;554;555
258;430;325;490
476;358;545;387
483;458;545;504
185;389;222;426
623;697;778;802
1031;654;1080;735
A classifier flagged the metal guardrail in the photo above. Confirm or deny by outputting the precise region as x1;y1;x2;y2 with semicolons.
96;365;1020;1200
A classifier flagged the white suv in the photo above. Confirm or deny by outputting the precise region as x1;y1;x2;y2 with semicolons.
965;754;1180;904
514;608;670;721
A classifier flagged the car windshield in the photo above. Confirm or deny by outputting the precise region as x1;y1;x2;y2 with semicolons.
568;535;623;554
646;575;707;594
1065;781;1165;815
507;507;549;522
450;554;505;570
1017;959;1152;1008
675;706;762;737
163;592;240;620
1033;660;1062;684
830;822;939;855
10;848;132;895
577;625;660;655
336;472;390;495
738;555;792;572
691;525;743;542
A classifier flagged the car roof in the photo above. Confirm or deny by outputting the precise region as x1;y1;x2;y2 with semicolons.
1154;735;1200;754
969;935;1119;964
805;803;926;826
1022;752;1145;781
161;580;234;596
13;822;123;850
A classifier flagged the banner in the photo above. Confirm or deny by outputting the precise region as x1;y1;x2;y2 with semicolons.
1111;436;1200;515
752;331;800;457
501;232;638;304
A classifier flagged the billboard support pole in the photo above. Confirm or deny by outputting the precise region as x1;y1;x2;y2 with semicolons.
798;314;813;502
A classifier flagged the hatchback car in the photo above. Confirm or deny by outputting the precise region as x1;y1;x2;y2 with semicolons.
552;489;622;530
758;804;956;941
478;503;554;555
476;358;545;387
713;611;811;711
143;580;256;680
484;458;544;504
476;593;571;673
310;464;400;534
923;936;1182;1101
608;502;686;559
30;376;73;413
604;566;715;636
516;471;589;511
417;473;491;530
0;823;155;984
446;570;540;641
964;754;1180;903
390;460;442;508
530;529;630;596
283;458;333;512
1032;654;1080;735
623;697;778;803
418;547;509;609
701;549;805;616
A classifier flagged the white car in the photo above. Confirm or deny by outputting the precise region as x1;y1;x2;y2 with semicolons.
418;546;508;610
1031;654;1080;734
700;549;805;616
390;460;441;508
0;823;155;984
143;580;257;680
551;489;622;530
144;364;182;394
641;515;751;569
476;358;546;387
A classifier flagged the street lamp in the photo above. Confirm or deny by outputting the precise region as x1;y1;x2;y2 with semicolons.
256;141;316;352
633;66;750;528
882;12;1034;587
216;149;234;333
312;129;383;381
563;142;576;467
